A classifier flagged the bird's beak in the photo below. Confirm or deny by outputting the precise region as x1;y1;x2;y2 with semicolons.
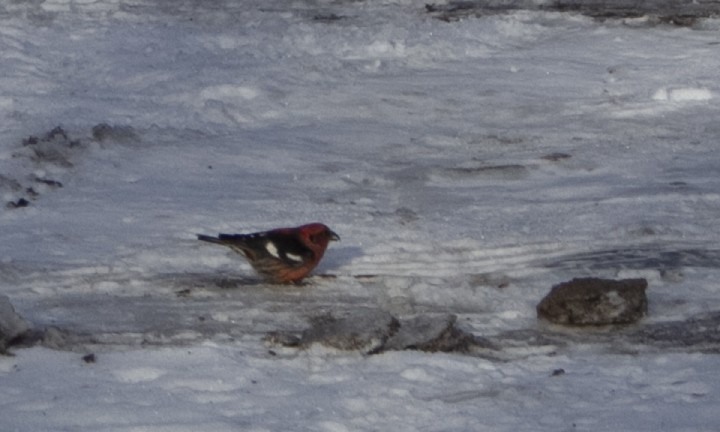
328;230;340;241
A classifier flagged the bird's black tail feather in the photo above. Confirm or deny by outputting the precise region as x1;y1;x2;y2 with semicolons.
197;234;224;244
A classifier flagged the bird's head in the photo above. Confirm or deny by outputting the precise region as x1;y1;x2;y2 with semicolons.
299;223;340;250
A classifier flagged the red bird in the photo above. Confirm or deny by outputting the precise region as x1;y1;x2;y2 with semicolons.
197;223;340;284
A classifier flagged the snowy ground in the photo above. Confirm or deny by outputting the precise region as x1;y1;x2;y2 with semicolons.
2;0;720;430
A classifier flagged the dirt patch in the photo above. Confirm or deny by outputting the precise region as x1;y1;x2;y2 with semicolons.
425;0;720;26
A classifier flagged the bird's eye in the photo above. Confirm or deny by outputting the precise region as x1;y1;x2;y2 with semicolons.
309;234;319;244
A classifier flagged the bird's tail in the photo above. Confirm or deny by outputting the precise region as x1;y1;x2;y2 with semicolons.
197;234;224;245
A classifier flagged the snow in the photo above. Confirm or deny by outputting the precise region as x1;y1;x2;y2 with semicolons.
4;347;720;431
2;0;720;430
652;87;714;102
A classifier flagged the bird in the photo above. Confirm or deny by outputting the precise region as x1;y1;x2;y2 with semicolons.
197;223;340;284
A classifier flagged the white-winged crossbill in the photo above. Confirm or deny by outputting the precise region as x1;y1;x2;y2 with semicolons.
198;223;340;284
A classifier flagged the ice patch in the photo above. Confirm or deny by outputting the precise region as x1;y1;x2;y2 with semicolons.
0;358;17;373
40;0;71;13
365;40;405;58
652;87;713;102
400;367;436;382
113;367;167;383
200;85;260;103
319;421;351;432
0;96;13;111
169;378;239;392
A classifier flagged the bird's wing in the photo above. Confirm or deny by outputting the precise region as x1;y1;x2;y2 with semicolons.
217;232;314;268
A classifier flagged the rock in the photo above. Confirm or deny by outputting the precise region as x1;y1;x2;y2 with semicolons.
268;310;479;355
384;314;474;353
6;198;30;209
537;277;648;326
297;309;399;354
0;295;31;353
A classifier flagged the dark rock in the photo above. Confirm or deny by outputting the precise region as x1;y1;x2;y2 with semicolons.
6;198;30;209
0;296;30;354
537;277;648;325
